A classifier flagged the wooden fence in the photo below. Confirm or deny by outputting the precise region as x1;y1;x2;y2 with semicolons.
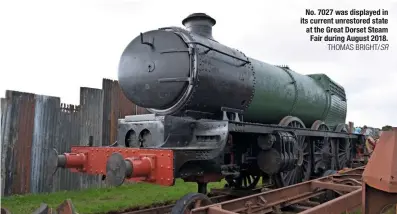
0;79;149;196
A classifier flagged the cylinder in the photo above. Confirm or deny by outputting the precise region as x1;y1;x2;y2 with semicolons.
126;157;152;177
64;153;86;168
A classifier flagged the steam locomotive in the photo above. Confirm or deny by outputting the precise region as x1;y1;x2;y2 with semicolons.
52;13;362;194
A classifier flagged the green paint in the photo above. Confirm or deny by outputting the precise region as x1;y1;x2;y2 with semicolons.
244;60;347;128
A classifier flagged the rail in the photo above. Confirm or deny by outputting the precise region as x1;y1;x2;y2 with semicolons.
190;167;365;214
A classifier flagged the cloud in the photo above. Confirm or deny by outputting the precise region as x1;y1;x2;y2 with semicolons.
0;0;396;128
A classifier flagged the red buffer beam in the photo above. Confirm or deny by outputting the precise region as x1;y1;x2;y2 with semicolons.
52;147;175;186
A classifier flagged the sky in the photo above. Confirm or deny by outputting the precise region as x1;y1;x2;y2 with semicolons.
0;0;396;128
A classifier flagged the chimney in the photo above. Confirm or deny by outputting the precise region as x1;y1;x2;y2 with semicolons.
182;13;216;39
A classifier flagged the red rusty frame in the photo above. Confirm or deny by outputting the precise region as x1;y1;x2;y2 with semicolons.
30;199;78;214
60;146;175;186
190;167;365;214
362;127;397;214
362;127;397;193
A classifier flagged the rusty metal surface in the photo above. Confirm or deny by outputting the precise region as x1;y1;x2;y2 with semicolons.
209;184;273;198
363;127;397;193
56;199;77;214
30;199;77;214
102;79;149;147
362;127;397;214
189;167;365;214
299;188;362;214
1;91;36;196
12;91;35;195
122;195;233;214
102;79;134;146
136;105;150;115
362;183;397;214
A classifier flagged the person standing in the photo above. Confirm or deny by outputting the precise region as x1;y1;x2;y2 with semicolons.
361;125;370;136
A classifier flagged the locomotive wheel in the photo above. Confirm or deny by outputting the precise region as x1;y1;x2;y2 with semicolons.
311;121;337;175
275;116;312;187
225;170;260;190
335;124;352;169
171;193;212;214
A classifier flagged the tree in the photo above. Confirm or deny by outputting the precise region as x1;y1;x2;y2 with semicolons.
381;125;393;131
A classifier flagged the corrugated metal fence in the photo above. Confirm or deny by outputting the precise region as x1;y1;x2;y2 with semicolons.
0;78;149;196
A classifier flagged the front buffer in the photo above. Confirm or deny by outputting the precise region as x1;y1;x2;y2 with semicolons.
51;147;175;187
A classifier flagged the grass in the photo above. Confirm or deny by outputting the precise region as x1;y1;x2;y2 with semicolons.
2;179;396;214
1;179;226;214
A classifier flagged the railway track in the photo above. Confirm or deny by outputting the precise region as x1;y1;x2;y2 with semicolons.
117;194;232;214
113;166;367;214
116;184;275;214
112;164;368;214
187;167;365;214
111;166;371;214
